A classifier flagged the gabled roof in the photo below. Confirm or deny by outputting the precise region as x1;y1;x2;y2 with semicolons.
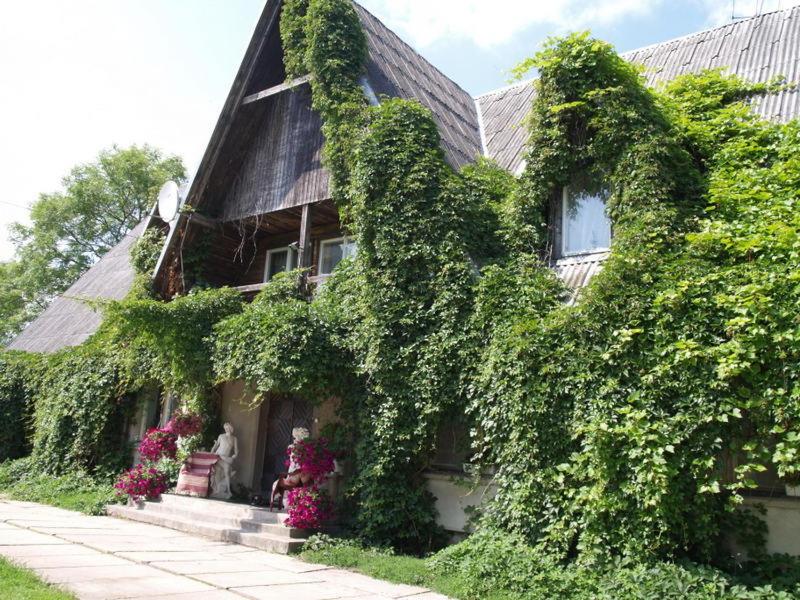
11;3;800;351
477;6;800;174
7;221;146;353
355;3;483;168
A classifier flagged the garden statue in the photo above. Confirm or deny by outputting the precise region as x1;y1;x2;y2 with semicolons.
269;426;313;510
210;422;238;500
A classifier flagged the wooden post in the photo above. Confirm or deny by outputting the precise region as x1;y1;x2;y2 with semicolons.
298;204;313;269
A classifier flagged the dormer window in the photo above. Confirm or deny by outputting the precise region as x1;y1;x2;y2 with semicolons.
561;184;611;256
319;236;357;276
264;246;298;282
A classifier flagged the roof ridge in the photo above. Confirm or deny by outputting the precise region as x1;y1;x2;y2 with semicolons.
475;78;536;100
475;5;798;100
621;5;797;57
352;1;475;101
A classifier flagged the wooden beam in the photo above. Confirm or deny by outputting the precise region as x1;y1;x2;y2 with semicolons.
235;283;267;294
187;212;219;229
298;204;313;268
242;75;312;106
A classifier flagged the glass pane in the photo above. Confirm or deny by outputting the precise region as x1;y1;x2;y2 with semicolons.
562;187;611;255
320;238;356;275
266;249;288;281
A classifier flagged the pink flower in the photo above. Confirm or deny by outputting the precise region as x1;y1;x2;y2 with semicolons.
115;464;169;501
139;428;178;462
284;486;333;529
165;413;204;437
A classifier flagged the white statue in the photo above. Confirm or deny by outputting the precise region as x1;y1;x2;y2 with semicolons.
210;422;238;500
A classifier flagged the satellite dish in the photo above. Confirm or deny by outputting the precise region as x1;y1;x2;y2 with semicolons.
157;181;180;222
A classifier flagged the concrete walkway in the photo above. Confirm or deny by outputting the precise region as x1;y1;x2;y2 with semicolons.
0;499;449;600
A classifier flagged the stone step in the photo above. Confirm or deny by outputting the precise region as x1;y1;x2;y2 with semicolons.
129;497;302;536
132;501;307;539
106;504;307;554
157;494;289;523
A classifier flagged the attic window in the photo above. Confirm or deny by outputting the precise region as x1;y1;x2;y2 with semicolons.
561;184;611;256
264;247;298;282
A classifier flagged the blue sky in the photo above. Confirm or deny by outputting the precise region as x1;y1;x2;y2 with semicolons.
0;0;796;260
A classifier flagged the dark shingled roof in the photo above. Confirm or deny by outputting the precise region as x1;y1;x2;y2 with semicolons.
477;6;800;174
7;222;145;353
355;3;484;169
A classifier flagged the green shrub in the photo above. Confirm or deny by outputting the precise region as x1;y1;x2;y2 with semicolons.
0;457;120;515
0;352;39;462
429;531;800;599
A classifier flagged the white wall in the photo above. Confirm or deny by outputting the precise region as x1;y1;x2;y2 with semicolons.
425;471;496;533
743;496;800;556
220;381;262;491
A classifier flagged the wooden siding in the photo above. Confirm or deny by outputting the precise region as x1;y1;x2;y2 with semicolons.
216;84;329;222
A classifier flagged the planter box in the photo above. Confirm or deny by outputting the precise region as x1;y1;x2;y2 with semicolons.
786;484;800;497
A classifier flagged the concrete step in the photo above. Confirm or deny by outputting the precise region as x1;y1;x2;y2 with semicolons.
106;500;308;554
106;504;306;554
158;494;289;523
128;499;304;538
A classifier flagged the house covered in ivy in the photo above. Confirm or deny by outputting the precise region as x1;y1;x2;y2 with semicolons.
8;1;800;551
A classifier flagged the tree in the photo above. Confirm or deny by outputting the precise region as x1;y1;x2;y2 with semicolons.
1;145;185;344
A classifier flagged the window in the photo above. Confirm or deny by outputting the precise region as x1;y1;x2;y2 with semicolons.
319;237;357;276
561;184;611;256
264;247;297;282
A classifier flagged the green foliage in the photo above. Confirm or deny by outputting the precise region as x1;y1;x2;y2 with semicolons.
429;530;800;599
29;343;135;477
103;287;243;402
333;98;481;551
0;556;77;599
0;457;120;516
129;227;166;276
213;271;354;402
1;145;185;342
467;33;800;565
301;534;515;600
0;352;39;461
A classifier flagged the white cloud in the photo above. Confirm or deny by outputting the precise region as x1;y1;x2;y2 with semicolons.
359;0;661;48
702;0;800;25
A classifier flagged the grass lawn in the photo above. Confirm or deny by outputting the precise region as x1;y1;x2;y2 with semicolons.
0;557;76;600
301;544;517;600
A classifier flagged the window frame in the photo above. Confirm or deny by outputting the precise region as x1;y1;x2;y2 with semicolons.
559;185;612;258
263;246;298;282
318;236;356;276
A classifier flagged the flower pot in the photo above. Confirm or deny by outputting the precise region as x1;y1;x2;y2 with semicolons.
786;484;800;497
128;497;146;510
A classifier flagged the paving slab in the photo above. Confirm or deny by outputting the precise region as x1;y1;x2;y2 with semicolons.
315;569;429;598
12;552;132;569
0;499;450;600
150;559;286;575
232;582;374;600
65;575;216;600
127;591;245;600
193;569;319;588
0;543;101;557
37;564;166;584
117;550;226;563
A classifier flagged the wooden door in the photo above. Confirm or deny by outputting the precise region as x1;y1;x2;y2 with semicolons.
260;395;313;492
